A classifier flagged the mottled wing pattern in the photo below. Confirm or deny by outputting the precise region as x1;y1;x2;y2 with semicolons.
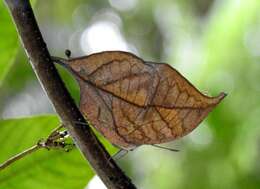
66;51;225;149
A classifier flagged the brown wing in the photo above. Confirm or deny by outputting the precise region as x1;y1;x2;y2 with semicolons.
66;51;225;149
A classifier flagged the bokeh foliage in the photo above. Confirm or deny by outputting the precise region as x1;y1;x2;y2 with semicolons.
0;2;18;86
1;0;260;188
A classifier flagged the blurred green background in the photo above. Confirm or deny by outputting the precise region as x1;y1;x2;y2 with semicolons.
1;0;260;188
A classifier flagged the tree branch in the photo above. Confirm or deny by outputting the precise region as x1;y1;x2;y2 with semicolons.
4;0;137;188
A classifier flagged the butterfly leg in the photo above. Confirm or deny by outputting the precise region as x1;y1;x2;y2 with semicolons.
151;144;179;152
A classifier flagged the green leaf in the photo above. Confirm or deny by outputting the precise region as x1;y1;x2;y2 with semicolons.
0;2;19;86
0;115;117;189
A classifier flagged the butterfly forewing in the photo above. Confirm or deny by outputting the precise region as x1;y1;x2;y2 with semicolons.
65;51;225;149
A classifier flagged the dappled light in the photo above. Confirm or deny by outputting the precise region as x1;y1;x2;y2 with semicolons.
80;21;129;53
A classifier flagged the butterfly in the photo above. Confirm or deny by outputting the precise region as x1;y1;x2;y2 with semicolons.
53;51;226;150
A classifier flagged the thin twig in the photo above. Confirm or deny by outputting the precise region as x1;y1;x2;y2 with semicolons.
0;145;41;171
4;1;136;188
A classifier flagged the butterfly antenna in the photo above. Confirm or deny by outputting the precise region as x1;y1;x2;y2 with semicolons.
151;144;179;152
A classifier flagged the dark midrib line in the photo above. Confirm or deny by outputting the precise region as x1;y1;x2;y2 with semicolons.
61;59;213;110
78;74;209;110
